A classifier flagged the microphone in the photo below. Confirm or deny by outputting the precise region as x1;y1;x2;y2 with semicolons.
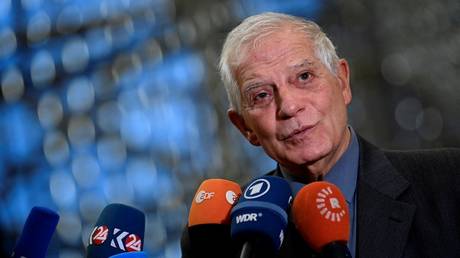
186;178;242;258
230;176;292;258
292;181;351;258
86;203;145;258
11;206;60;258
109;251;148;258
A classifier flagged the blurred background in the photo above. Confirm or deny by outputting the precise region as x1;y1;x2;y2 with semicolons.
0;0;459;257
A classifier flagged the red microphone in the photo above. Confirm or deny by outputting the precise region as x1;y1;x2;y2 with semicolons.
292;181;351;258
186;179;242;258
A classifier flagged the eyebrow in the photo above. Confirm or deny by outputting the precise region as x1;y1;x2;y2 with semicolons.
242;81;268;94
288;59;316;70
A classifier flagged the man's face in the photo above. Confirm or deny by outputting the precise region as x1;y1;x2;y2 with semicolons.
228;28;352;172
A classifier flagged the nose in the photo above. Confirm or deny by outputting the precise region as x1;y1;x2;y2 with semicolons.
276;85;302;119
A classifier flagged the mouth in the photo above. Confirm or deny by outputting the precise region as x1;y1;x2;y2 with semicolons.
280;124;316;141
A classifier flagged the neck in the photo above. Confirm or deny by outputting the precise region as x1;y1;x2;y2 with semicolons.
280;127;351;183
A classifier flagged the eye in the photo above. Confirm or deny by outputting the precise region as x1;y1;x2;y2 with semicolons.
255;92;269;100
243;85;274;108
298;72;310;81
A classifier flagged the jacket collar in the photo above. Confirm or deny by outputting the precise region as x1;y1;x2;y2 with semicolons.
356;135;415;258
357;135;410;199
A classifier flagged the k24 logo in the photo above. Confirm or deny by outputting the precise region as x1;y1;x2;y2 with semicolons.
89;225;108;245
89;225;142;251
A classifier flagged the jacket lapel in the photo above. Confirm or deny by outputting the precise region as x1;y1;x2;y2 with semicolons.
357;137;415;258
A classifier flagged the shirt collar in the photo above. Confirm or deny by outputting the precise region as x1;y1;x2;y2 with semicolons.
323;126;359;204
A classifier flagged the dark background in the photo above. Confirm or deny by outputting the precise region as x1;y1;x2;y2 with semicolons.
0;0;458;257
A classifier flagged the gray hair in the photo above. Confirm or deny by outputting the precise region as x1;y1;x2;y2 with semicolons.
219;12;339;113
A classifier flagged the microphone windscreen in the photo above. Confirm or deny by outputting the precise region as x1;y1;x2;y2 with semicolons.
109;251;148;258
12;206;60;258
186;179;242;258
230;176;292;250
188;179;242;226
86;203;145;258
292;181;350;252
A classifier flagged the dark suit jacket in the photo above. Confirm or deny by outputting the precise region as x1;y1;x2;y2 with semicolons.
181;136;460;258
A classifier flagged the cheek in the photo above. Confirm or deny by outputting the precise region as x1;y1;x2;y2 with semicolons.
245;112;276;138
309;90;335;117
320;84;347;115
314;89;348;137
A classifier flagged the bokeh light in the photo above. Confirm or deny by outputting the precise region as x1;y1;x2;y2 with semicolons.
61;37;90;73
0;27;17;58
37;93;64;129
30;50;56;87
27;11;51;43
66;77;95;113
1;67;24;102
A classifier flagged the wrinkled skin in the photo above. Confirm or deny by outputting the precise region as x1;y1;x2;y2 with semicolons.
228;27;352;179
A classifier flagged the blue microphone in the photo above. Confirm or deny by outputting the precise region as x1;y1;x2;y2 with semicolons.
109;251;148;258
11;206;60;258
230;176;292;257
86;203;145;258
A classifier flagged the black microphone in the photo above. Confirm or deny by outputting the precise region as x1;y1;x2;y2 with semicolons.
86;203;145;258
11;206;60;258
230;176;292;258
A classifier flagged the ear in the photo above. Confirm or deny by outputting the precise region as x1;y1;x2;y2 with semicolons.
227;109;261;146
337;59;352;105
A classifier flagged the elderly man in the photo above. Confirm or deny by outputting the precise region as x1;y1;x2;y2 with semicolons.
182;12;460;258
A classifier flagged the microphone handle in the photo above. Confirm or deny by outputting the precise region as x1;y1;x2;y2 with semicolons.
239;241;252;258
321;241;352;258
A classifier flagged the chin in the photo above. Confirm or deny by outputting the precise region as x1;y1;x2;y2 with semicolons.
277;149;327;168
270;138;334;166
297;143;332;164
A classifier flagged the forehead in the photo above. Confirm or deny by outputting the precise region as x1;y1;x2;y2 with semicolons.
235;29;317;81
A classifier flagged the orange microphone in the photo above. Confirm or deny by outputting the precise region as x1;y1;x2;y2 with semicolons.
292;181;352;258
186;179;242;258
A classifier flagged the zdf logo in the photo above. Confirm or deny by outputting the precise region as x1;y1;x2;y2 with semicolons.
225;190;239;205
195;190;215;203
244;179;270;199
